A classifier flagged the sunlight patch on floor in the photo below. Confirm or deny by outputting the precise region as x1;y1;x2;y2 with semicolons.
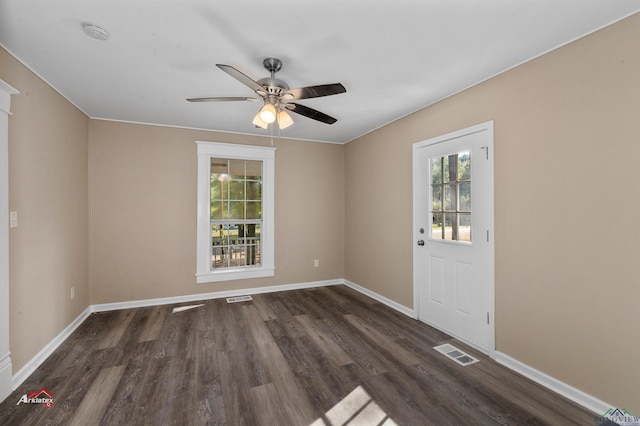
171;304;204;313
310;385;397;426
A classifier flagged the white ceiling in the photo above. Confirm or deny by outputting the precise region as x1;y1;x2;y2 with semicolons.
1;1;638;144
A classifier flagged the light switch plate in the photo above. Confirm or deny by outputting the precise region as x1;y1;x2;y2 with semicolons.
9;211;17;228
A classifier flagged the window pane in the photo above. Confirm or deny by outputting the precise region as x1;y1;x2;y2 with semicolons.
211;224;225;268
229;180;245;200
444;184;456;211
211;158;229;174
246;201;261;220
241;223;261;266
227;201;245;220
431;158;442;184
444;212;456;240
210;178;222;201
443;157;451;183
459;214;471;242
210;201;222;220
211;223;261;269
459;182;471;212
431;185;442;211
432;212;443;239
246;181;261;201
458;151;471;180
245;160;262;179
228;159;246;180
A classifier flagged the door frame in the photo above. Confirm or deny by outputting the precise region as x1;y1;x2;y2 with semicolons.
0;79;18;402
412;121;495;358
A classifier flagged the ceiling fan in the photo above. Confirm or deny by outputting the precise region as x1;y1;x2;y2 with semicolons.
187;58;346;129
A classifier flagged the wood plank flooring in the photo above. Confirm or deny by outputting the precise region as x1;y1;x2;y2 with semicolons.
0;285;599;425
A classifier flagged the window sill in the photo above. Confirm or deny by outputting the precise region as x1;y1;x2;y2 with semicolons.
196;266;275;284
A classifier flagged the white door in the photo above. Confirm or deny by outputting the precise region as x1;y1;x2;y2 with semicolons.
413;122;494;354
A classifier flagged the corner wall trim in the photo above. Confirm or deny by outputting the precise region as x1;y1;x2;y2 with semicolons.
11;306;91;391
343;279;415;318
494;351;609;415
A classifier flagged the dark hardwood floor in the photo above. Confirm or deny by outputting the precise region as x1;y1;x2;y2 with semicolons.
0;285;597;425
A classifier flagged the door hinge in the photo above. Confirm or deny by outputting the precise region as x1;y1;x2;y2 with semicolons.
481;146;489;160
487;312;490;325
486;230;489;242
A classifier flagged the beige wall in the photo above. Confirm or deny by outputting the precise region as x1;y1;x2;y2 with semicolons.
345;13;640;412
0;47;90;372
89;120;344;303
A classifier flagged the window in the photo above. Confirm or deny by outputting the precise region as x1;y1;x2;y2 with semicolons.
196;142;275;283
430;151;471;242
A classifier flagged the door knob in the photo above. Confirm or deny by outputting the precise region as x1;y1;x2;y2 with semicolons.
417;240;425;246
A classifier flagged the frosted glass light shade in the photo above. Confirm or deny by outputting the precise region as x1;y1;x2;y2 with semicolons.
277;110;293;129
252;112;269;129
259;103;276;123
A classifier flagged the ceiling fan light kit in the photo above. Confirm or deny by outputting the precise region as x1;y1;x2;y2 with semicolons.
187;57;346;131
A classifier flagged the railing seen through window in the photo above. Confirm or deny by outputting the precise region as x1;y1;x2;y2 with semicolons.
430;151;471;242
210;158;262;269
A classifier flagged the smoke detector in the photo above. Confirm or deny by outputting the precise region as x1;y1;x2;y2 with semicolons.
82;22;110;41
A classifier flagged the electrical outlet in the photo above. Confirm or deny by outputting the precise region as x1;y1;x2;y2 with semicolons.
314;259;319;268
70;287;75;300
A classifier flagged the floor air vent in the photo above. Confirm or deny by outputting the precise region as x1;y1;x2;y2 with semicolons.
434;343;479;366
226;295;253;303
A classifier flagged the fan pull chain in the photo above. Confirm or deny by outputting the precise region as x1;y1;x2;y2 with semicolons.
277;121;281;144
270;122;274;147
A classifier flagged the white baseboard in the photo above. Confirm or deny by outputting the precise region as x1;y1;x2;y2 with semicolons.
343;279;415;318
495;351;609;415
91;278;415;320
11;306;91;391
91;279;343;312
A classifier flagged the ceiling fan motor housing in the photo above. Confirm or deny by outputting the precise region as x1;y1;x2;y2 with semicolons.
257;77;289;94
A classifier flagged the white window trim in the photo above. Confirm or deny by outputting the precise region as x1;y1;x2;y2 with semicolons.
195;141;276;283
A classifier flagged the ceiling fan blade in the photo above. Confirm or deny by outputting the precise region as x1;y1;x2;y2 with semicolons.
216;64;264;92
187;97;258;102
284;83;346;100
286;103;338;125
